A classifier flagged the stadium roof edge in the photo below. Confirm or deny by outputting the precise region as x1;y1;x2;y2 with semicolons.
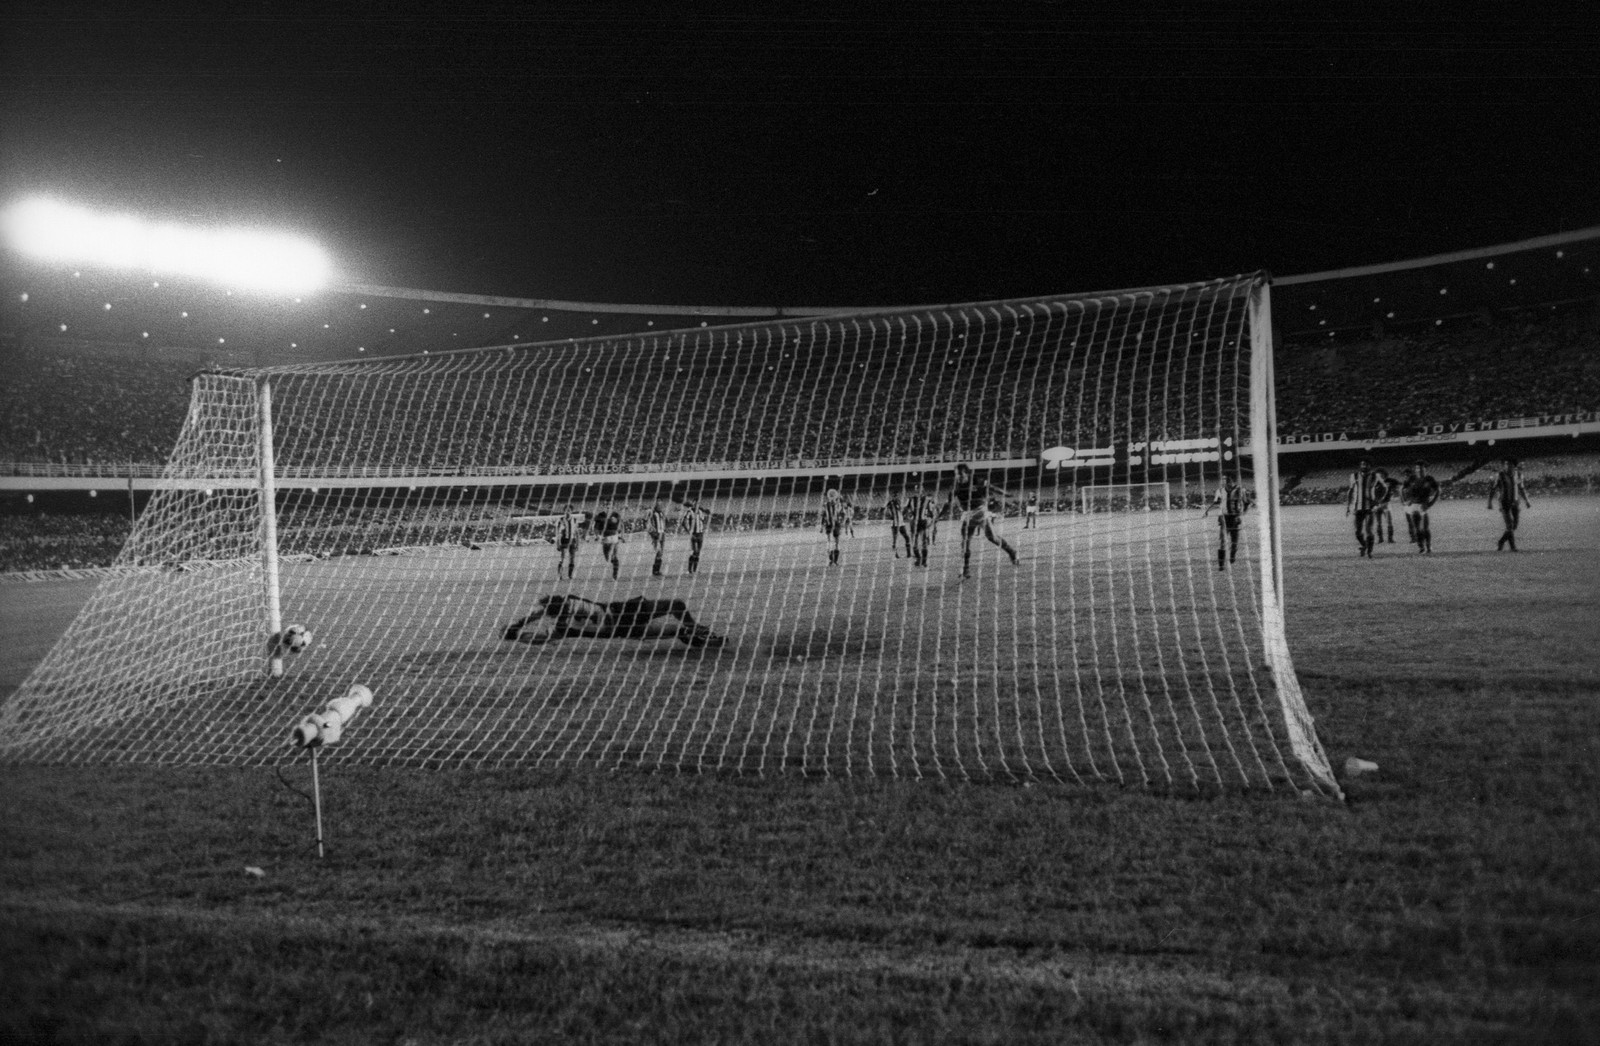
1274;225;1600;286
336;274;1271;320
337;229;1600;314
334;283;823;318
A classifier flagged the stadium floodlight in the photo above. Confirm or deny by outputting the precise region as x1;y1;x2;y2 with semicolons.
0;196;331;294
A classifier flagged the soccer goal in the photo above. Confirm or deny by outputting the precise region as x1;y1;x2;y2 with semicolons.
1076;481;1176;514
0;274;1340;796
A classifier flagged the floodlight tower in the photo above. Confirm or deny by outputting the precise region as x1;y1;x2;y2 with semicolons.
1;196;333;295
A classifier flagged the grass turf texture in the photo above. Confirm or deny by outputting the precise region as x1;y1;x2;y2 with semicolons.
2;501;1598;1043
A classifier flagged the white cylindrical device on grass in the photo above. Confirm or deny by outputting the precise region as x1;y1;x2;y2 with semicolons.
290;684;375;748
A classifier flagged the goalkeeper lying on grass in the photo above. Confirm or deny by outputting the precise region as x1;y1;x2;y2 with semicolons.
503;594;725;648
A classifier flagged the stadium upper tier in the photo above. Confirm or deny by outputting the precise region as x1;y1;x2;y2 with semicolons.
1275;308;1600;438
1;232;1596;469
1;302;1594;470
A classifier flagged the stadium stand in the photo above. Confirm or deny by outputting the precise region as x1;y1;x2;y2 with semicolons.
0;341;197;464
0;511;131;573
1275;305;1600;439
2;233;1597;571
3;231;1597;465
6;302;1592;469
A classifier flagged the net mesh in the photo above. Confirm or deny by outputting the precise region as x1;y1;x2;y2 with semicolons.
0;274;1340;794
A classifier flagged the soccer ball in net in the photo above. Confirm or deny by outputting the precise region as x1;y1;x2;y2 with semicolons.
281;625;313;654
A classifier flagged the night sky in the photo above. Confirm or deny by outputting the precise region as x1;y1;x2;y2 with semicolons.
3;2;1597;307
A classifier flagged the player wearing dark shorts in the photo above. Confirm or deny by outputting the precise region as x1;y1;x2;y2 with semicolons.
554;504;582;578
1371;469;1397;543
1201;474;1249;569
821;487;849;565
646;501;670;576
682;501;710;574
595;504;624;580
1400;463;1440;554
1346;459;1381;558
885;493;911;558
904;486;939;567
504;594;724;648
942;463;1019;578
1488;457;1531;551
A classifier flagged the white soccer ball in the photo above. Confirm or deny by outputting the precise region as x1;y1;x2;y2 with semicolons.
282;625;313;654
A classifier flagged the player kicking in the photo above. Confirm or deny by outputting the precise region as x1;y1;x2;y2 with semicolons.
1401;462;1440;554
1345;459;1381;558
1488;457;1532;551
1200;473;1249;569
943;463;1019;577
821;486;850;566
554;503;582;578
646;500;670;576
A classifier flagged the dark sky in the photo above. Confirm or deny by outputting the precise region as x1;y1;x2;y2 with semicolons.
3;1;1597;307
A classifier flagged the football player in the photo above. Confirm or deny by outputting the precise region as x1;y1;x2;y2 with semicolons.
1200;473;1250;569
942;463;1019;577
1488;457;1532;551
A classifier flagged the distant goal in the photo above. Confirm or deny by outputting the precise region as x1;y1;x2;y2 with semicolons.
1076;481;1179;514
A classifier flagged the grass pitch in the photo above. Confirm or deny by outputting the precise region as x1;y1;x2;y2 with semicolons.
1;500;1598;1043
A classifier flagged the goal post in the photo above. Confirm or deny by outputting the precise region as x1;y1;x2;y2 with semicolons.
258;378;285;679
0;273;1341;796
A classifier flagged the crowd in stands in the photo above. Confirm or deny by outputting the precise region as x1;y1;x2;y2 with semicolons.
2;304;1597;571
0;513;132;573
7;313;1594;475
7;320;1239;470
0;343;197;465
3;302;1596;472
1275;310;1600;436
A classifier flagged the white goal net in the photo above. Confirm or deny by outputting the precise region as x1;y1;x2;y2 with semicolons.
0;273;1340;795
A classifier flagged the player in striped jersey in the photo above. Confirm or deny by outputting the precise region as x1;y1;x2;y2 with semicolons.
942;463;1019;577
821;486;850;565
1345;459;1382;558
1400;462;1440;553
1488;457;1532;551
884;491;911;558
1200;473;1249;569
554;503;582;579
904;484;940;567
646;500;670;576
681;500;710;574
1371;468;1397;544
